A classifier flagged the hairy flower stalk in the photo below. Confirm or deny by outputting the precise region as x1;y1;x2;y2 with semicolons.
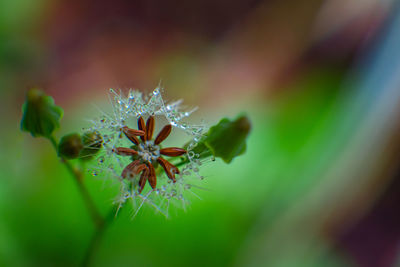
88;87;207;216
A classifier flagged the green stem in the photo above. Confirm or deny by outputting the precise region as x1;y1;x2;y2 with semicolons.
49;135;118;266
49;135;104;228
173;150;213;169
82;205;122;267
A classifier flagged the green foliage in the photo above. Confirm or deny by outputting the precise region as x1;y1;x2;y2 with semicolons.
20;88;63;138
191;115;251;163
58;133;83;159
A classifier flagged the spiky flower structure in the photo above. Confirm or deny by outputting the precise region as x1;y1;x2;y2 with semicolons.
88;87;207;216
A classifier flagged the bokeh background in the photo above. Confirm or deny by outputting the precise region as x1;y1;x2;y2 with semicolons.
1;0;400;266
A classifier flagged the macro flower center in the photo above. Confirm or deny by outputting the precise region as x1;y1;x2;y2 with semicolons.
114;116;187;193
138;141;160;162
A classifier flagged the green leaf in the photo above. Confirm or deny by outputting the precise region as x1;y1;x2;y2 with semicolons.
204;115;251;163
185;115;251;164
20;88;63;138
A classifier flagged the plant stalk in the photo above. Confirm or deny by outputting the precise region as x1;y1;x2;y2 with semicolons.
82;205;121;267
49;135;104;228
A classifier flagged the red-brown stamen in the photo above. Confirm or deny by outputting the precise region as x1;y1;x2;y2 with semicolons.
154;124;172;145
147;163;156;189
138;167;149;193
160;147;186;157
122;127;143;145
114;147;138;156
146;116;155;141
121;160;140;178
157;157;180;182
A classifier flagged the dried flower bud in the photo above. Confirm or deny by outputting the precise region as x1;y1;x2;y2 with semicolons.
79;131;103;160
58;133;83;159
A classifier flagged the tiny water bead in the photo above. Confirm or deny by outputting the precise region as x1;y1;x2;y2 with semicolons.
184;184;192;190
171;189;177;197
98;156;105;164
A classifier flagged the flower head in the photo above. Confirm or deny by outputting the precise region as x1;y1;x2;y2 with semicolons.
88;87;207;216
114;116;187;193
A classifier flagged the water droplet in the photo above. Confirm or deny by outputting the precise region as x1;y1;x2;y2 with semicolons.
184;184;191;190
91;170;98;176
171;189;177;197
98;156;105;164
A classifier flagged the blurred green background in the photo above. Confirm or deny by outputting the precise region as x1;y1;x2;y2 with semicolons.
1;0;400;266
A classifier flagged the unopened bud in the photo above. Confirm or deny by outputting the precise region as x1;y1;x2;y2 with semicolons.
58;133;83;159
79;131;103;160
